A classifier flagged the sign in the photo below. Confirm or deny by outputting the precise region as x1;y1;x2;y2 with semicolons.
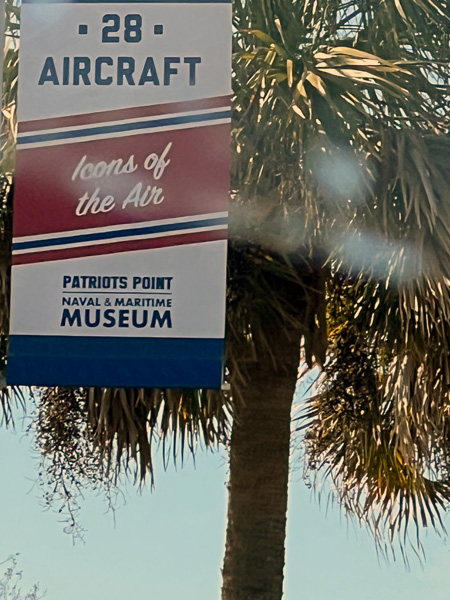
8;0;231;388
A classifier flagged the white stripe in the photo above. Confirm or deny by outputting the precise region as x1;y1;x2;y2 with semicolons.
18;117;231;149
21;117;231;149
13;224;228;255
18;105;231;148
14;211;229;244
18;106;229;139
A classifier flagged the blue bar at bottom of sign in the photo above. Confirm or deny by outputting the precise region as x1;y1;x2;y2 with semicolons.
7;335;225;389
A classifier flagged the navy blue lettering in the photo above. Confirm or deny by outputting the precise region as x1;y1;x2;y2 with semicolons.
118;57;135;85
38;57;59;85
73;57;91;85
63;57;70;85
164;57;180;85
138;57;159;85
118;309;129;327
85;309;100;327
103;309;116;327
132;311;148;328
184;57;201;85
102;14;120;43
60;308;81;327
95;57;113;85
124;15;142;43
151;310;172;328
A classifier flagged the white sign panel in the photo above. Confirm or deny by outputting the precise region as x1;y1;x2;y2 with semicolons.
8;0;231;388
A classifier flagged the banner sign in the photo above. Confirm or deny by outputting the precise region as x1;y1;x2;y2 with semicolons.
8;0;231;388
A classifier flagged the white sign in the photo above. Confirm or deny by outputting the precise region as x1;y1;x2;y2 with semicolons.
8;0;231;389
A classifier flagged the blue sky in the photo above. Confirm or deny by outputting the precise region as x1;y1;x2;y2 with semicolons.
2;407;450;600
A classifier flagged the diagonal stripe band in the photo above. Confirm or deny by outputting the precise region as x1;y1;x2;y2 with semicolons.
13;215;228;254
18;108;231;147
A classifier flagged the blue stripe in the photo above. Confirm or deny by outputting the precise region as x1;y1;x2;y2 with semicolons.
12;216;228;252
18;110;231;146
7;335;225;388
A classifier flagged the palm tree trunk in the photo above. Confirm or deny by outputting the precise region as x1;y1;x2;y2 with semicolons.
221;321;302;600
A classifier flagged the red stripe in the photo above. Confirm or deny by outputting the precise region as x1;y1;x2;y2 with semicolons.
12;230;227;265
13;123;230;237
19;95;232;133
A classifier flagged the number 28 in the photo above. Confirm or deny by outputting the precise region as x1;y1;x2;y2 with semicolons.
102;14;142;43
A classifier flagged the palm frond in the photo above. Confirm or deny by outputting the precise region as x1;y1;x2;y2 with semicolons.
301;276;450;560
2;0;19;173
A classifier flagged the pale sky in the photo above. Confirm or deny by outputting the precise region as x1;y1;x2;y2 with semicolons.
2;399;450;600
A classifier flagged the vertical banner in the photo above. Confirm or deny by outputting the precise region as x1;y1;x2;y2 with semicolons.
8;0;231;388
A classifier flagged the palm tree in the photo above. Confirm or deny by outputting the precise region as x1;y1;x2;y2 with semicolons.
3;0;450;598
223;0;450;595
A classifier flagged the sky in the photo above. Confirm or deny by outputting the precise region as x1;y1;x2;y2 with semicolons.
2;398;450;600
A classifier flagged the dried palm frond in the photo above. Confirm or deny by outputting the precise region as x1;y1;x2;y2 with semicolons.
2;0;19;173
36;385;231;481
0;175;26;426
34;385;231;536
